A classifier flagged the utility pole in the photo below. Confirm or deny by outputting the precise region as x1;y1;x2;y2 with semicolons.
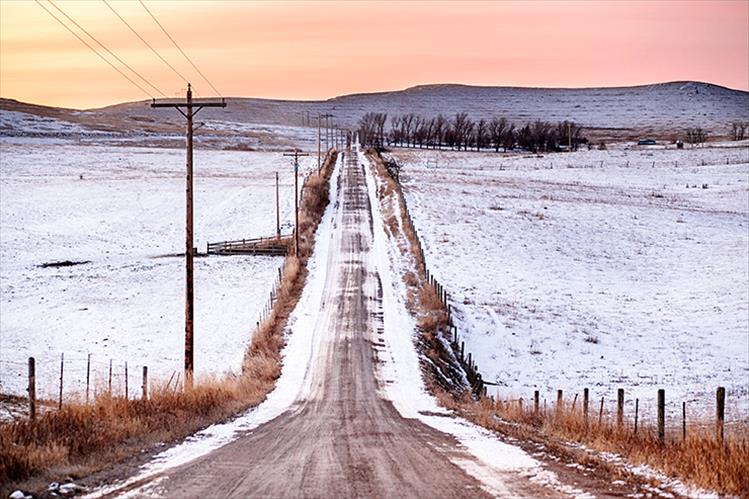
275;171;280;240
316;114;321;173
151;83;226;389
320;113;333;152
283;150;309;258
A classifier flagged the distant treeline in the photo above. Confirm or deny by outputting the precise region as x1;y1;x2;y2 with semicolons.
358;112;587;153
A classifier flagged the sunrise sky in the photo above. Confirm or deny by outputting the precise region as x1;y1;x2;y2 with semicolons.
1;0;747;109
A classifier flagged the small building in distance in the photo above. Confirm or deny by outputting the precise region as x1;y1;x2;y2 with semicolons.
638;138;657;146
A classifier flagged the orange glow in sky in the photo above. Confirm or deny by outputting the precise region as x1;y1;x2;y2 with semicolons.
1;0;747;109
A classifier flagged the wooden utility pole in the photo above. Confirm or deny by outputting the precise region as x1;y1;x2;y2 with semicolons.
316;114;322;173
151;83;226;389
283;150;309;258
275;172;281;240
321;113;333;152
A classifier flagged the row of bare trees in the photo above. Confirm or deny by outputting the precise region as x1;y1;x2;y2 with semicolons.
731;122;747;141
358;112;587;153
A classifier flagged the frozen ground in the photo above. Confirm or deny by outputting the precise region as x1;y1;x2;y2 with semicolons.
392;143;749;423
0;141;316;400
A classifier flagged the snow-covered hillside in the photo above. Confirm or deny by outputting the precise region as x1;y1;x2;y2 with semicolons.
0;143;316;400
0;106;320;152
87;81;749;138
393;143;749;423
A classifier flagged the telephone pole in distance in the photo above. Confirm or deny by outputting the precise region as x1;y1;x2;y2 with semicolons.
283;149;309;258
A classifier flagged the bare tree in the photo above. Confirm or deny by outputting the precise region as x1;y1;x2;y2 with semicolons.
433;114;447;149
685;127;708;147
389;116;402;146
489;117;508;152
731;122;747;141
475;119;488;151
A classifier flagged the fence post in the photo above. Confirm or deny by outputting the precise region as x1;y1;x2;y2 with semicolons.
124;362;128;400
716;386;725;444
108;359;113;396
598;397;604;425
534;390;539;416
58;353;64;410
556;390;563;413
86;353;91;404
657;389;665;445
28;357;36;420
634;398;639;435
617;388;624;429
142;366;148;400
583;388;589;421
572;393;578;410
682;401;687;442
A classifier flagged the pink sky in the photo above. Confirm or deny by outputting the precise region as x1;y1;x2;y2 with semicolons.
1;0;747;108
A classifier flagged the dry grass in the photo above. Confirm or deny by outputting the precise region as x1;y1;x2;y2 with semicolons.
366;149;464;393
450;395;749;498
0;150;339;493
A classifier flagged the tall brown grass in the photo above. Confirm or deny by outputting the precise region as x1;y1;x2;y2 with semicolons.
0;150;339;493
444;393;749;498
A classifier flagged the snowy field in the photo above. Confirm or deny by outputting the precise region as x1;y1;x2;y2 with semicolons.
0;140;317;400
393;143;749;423
0;109;320;151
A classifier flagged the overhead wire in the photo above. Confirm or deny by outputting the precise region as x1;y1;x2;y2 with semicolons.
102;0;190;88
34;0;154;99
46;0;167;97
138;0;223;98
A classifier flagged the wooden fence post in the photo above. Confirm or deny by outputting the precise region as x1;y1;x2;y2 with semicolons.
58;353;64;410
124;362;128;400
617;388;624;429
534;390;539;416
657;389;665;445
583;388;589;421
86;353;91;404
108;359;113;396
634;398;639;435
716;386;725;444
598;397;604;425
142;366;148;400
682;401;687;442
556;389;563;413
28;357;36;420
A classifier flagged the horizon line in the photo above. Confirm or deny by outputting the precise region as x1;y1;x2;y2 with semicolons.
1;79;747;112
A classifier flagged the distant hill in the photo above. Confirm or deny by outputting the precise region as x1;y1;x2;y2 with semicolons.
3;81;748;141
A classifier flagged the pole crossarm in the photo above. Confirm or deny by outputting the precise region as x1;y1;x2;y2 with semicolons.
151;99;227;109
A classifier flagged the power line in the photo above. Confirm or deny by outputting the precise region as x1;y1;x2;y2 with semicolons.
35;0;153;99
139;0;223;97
46;0;166;97
102;0;190;87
